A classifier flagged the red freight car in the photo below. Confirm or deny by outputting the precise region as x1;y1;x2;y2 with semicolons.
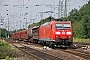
39;20;73;47
20;30;28;41
12;33;16;39
16;32;21;40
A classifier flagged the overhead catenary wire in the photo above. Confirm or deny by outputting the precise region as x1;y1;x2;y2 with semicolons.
0;0;89;31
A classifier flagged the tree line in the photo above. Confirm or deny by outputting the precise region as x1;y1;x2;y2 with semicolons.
68;0;90;38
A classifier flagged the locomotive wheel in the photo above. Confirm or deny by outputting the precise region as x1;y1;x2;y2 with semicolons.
49;42;55;49
49;44;55;49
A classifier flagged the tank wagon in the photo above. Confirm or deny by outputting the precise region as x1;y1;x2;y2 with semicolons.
12;20;73;48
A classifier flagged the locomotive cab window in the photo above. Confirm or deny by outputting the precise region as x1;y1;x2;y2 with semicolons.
63;24;71;29
56;23;71;29
56;24;63;29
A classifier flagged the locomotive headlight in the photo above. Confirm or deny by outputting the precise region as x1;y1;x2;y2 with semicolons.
66;32;71;34
68;36;71;39
56;36;60;40
56;32;60;34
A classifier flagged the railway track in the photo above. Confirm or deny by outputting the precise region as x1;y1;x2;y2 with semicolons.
5;39;90;60
13;44;63;60
63;49;90;60
5;39;63;60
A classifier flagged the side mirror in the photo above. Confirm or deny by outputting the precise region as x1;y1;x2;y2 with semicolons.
51;25;52;29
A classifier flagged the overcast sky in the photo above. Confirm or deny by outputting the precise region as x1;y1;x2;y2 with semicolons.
0;0;89;31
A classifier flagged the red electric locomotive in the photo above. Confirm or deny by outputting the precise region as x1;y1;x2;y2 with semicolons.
12;19;73;48
39;20;73;47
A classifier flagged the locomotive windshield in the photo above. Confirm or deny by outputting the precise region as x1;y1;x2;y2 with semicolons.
56;23;71;29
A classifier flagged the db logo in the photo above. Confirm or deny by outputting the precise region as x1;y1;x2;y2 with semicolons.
62;32;65;34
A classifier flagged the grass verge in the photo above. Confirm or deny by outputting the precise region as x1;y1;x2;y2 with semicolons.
0;40;23;59
73;38;90;43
